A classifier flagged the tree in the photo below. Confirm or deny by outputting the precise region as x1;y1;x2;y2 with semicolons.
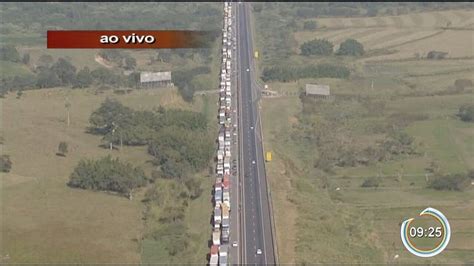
184;177;203;199
22;53;30;64
361;176;380;188
0;45;21;62
91;67;121;86
51;58;76;85
36;68;61;88
303;21;318;31
300;39;334;56
16;90;23;99
454;79;472;90
458;104;474;122
336;39;365;56
124;57;137;70
37;54;54;68
253;3;263;12
428;173;470;191
57;141;69;156
0;155;12;172
73;67;93;88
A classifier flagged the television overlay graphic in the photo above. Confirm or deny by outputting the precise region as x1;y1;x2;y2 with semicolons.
400;207;451;258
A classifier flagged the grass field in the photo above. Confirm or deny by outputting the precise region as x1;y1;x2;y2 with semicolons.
294;10;474;61
0;87;215;263
254;5;474;264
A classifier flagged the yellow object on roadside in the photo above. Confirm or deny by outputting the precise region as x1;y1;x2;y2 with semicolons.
254;51;259;59
266;151;272;162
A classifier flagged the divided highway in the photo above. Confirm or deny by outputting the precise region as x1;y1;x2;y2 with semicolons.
236;2;276;265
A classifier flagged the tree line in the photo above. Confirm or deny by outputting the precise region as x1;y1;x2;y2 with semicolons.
1;52;139;97
261;63;350;82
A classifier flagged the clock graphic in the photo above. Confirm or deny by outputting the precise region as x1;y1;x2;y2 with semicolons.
400;207;451;258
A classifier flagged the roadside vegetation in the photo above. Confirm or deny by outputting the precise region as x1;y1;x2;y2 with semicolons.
253;2;474;264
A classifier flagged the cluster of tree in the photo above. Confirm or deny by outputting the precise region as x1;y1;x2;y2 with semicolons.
300;39;333;56
89;99;213;179
261;63;350;82
457;103;474;122
300;38;365;57
336;39;365;56
0;155;12;173
148;126;214;179
427;171;473;191
68;156;148;197
171;66;211;102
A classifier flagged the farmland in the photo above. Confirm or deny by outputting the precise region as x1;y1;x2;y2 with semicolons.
295;9;474;61
253;3;474;264
0;87;217;264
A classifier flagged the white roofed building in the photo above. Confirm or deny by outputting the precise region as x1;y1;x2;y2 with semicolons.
305;84;330;98
140;71;172;88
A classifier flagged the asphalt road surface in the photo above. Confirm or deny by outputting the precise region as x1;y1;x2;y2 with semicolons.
236;2;276;265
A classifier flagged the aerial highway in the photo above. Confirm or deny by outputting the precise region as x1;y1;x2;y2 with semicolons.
236;2;276;265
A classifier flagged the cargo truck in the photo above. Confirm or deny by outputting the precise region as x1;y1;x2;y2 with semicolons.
214;206;222;224
223;191;230;206
212;229;221;246
215;189;222;205
210;245;219;266
221;228;230;243
219;245;228;266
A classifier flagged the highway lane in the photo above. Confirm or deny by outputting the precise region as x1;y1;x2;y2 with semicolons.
236;2;276;265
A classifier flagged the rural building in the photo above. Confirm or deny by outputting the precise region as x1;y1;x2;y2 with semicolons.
427;51;448;60
305;84;330;98
139;71;172;88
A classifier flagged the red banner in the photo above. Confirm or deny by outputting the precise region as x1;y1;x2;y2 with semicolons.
47;30;211;49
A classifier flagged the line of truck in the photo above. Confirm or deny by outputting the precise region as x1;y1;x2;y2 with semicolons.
209;3;235;266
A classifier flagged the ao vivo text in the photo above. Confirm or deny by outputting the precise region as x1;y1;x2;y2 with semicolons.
100;33;156;44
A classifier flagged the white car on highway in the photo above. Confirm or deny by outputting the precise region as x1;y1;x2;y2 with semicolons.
256;248;262;255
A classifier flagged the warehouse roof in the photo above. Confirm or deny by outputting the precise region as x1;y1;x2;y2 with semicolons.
140;71;171;83
305;84;330;96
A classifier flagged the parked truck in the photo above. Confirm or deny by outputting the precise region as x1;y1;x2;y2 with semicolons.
215;189;222;206
212;229;221;246
219;245;228;266
214;206;222;224
221;228;230;243
210;245;219;266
